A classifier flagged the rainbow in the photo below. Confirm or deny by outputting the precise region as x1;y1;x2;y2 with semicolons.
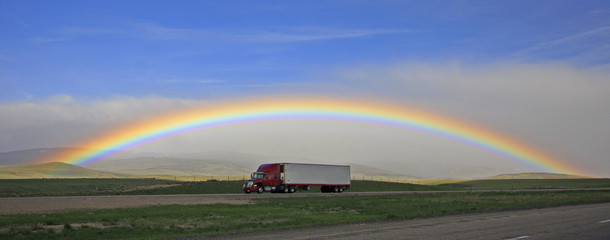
41;96;587;175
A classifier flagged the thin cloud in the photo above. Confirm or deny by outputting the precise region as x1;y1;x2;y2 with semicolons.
513;26;610;63
196;79;225;84
160;78;226;84
134;23;411;42
31;20;411;43
133;23;211;40
241;28;411;42
61;26;122;36
30;23;199;43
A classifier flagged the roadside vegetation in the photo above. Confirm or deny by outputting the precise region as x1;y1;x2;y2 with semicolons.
0;178;178;197
439;178;610;190
1;178;610;197
1;190;609;239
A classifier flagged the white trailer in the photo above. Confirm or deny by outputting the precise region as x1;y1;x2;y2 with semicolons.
284;163;351;186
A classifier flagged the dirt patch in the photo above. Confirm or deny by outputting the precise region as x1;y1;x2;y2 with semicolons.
0;222;119;234
0;194;253;215
124;183;182;191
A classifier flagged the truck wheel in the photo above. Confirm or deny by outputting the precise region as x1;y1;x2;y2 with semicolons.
283;186;289;193
289;186;295;193
257;185;264;194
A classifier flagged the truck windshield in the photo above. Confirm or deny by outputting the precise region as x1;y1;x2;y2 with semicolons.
252;172;266;179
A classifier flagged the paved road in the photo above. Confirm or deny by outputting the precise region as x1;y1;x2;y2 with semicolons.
2;189;609;215
196;203;610;240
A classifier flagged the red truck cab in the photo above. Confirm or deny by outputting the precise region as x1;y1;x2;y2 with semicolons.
243;163;283;194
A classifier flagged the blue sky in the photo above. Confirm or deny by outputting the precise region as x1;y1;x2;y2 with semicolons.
2;0;609;101
1;1;609;177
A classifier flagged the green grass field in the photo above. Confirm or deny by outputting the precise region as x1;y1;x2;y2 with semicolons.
0;178;177;197
2;178;610;197
432;178;610;191
1;178;610;239
1;190;609;240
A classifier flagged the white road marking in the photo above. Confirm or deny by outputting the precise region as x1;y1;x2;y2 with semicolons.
599;219;610;223
505;236;530;240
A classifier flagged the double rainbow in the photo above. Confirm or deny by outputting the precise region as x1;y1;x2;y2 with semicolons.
41;96;586;175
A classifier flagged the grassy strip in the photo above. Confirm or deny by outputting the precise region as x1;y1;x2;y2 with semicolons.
0;178;178;197
437;179;610;190
123;180;246;195
1;190;609;239
3;178;610;197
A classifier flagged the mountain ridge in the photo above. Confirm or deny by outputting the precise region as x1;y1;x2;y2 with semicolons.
0;162;133;179
1;148;590;180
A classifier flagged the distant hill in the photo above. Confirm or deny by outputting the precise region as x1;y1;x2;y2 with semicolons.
1;148;422;180
87;157;423;181
350;164;423;181
0;162;133;179
0;148;92;165
5;148;596;180
87;157;255;178
489;172;588;179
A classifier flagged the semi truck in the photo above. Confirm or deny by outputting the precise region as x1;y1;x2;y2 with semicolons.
242;163;350;194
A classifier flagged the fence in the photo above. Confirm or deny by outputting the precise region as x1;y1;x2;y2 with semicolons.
148;175;458;185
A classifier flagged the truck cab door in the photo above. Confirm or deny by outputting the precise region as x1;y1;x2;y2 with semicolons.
279;164;285;184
